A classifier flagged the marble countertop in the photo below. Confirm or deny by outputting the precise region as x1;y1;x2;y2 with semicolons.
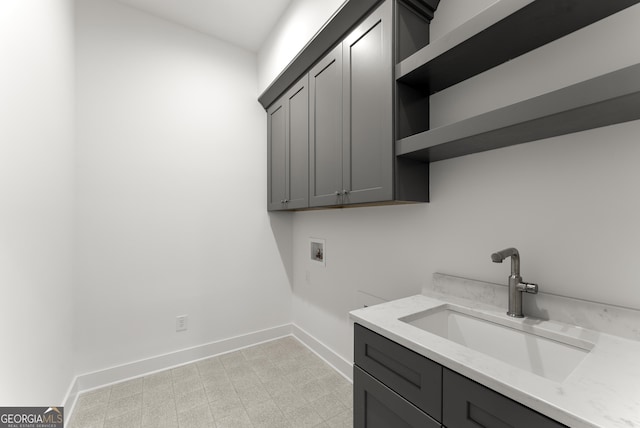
350;277;640;428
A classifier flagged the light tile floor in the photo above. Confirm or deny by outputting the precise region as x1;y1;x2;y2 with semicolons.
68;337;353;428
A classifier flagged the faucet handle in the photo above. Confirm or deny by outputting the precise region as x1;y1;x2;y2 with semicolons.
519;282;538;294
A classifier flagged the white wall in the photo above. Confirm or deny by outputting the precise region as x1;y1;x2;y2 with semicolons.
260;2;640;364
74;0;291;375
257;0;346;94
0;0;76;405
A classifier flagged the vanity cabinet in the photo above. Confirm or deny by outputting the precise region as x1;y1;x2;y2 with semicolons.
309;0;393;207
267;75;309;211
354;324;567;428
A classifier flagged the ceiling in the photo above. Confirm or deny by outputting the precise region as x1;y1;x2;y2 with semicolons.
116;0;293;52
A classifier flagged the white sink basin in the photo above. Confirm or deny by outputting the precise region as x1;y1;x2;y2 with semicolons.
400;305;593;382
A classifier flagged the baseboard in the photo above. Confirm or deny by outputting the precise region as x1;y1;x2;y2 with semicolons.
62;322;353;423
62;323;293;421
291;324;353;382
62;375;79;424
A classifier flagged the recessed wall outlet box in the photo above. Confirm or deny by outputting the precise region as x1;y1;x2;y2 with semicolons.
309;238;326;266
176;315;188;332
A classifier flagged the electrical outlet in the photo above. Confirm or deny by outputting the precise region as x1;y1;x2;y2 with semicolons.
176;315;188;332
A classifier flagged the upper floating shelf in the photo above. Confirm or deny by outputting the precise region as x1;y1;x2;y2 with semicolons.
397;0;640;94
396;63;640;162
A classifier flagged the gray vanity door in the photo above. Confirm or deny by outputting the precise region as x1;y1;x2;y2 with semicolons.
309;44;344;207
285;76;309;210
267;100;287;211
342;0;393;205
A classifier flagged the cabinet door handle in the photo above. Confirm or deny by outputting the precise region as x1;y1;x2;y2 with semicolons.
335;191;341;196
342;189;349;195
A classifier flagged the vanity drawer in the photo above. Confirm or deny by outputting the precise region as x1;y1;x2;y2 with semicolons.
354;366;440;428
354;323;442;421
443;369;567;428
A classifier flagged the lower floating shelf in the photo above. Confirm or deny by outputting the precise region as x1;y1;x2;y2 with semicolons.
396;63;640;163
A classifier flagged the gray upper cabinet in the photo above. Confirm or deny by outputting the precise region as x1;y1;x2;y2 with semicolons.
264;0;431;211
310;0;393;208
309;44;344;207
267;75;309;211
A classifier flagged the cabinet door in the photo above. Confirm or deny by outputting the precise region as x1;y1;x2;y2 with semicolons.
267;76;309;211
267;99;287;211
285;76;309;210
355;366;441;428
342;0;393;204
309;44;344;207
443;369;567;428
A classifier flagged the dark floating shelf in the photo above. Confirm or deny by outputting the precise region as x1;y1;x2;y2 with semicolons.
396;63;640;162
397;0;640;95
